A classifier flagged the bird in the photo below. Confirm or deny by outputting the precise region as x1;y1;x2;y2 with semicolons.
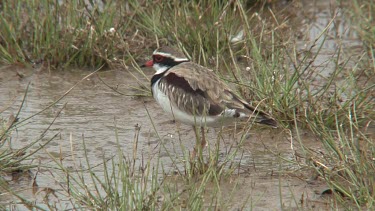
141;46;277;158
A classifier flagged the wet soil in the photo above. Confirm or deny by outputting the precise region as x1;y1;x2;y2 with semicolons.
0;69;327;210
0;0;369;210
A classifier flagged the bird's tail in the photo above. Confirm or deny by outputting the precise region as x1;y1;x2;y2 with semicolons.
243;103;278;128
255;115;278;128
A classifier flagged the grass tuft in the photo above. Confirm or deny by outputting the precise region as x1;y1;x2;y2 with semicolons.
1;0;374;209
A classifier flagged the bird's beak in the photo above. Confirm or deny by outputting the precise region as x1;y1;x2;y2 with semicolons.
140;60;153;68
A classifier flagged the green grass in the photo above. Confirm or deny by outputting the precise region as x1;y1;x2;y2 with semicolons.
131;0;375;208
1;0;375;210
0;0;138;68
36;119;252;210
0;0;274;69
343;0;375;86
0;86;53;174
346;0;375;53
307;113;375;207
0;89;57;211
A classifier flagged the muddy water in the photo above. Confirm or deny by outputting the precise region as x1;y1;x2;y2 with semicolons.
0;67;327;209
294;0;364;97
0;0;367;210
0;69;153;204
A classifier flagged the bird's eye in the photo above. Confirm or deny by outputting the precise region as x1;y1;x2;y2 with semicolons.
154;55;163;62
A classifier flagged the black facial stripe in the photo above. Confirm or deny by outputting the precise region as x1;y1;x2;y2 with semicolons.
155;56;186;67
165;57;183;67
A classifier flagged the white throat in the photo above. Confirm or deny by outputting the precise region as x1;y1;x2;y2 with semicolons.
153;63;170;74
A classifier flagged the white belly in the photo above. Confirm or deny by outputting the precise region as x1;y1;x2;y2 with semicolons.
152;82;231;127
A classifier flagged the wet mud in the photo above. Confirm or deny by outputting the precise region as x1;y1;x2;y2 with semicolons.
0;0;369;209
0;67;328;210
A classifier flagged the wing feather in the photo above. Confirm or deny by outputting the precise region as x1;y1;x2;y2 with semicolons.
166;62;246;112
161;62;277;127
158;68;224;116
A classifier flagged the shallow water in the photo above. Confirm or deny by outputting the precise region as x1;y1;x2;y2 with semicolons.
0;68;328;209
0;0;370;209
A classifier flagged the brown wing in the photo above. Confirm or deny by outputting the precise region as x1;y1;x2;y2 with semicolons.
158;70;223;116
165;62;248;112
162;62;278;127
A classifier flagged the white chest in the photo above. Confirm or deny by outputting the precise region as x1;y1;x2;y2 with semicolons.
152;80;230;127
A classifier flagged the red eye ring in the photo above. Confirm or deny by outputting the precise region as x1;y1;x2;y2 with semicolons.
154;55;163;62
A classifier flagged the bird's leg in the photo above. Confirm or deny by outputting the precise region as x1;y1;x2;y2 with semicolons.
200;126;207;150
191;126;207;162
191;125;199;160
198;126;208;164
